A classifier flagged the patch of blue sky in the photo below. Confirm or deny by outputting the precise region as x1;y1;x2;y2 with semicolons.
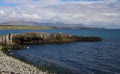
0;3;17;6
61;0;101;2
32;0;40;1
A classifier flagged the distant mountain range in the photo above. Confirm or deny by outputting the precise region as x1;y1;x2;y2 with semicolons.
0;21;105;29
0;21;40;26
0;21;88;28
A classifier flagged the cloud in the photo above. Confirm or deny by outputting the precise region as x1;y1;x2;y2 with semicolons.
3;0;61;6
102;13;120;16
20;13;42;19
8;11;42;20
0;10;5;15
0;0;120;28
3;0;31;4
102;0;118;3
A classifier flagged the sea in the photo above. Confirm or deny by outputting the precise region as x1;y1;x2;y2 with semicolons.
0;29;120;74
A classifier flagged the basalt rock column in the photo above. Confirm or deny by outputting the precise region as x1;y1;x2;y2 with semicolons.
8;33;13;44
0;35;6;44
0;34;13;44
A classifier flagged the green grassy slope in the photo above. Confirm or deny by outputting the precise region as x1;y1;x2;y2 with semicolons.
0;25;55;30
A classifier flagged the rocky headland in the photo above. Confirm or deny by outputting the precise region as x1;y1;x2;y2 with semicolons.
0;32;103;74
2;32;102;44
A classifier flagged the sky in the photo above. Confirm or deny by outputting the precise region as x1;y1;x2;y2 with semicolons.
0;0;120;28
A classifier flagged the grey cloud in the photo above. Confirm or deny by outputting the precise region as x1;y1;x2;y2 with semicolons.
0;0;120;28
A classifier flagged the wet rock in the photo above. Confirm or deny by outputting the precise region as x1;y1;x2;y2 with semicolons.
11;71;15;74
2;44;24;50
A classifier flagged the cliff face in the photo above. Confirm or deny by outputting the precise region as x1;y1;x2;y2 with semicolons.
0;35;12;44
12;32;102;44
12;32;50;44
0;32;102;50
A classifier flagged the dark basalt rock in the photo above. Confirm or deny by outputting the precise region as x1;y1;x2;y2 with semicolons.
2;44;24;50
0;32;102;50
12;32;102;44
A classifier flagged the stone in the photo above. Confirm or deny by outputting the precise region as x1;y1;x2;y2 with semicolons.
0;32;103;50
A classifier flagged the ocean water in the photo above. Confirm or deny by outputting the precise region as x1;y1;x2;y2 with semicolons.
0;29;120;74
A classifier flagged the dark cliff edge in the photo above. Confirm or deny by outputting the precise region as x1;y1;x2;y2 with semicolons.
0;32;103;50
12;32;102;44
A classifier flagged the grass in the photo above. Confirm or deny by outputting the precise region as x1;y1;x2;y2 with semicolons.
0;25;55;30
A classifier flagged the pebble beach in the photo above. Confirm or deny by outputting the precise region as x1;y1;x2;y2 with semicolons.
0;50;49;74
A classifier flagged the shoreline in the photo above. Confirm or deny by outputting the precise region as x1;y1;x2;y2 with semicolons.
0;49;52;74
0;32;103;74
0;48;74;74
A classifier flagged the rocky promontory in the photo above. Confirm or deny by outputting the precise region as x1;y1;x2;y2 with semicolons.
0;32;103;74
12;32;102;44
0;32;102;49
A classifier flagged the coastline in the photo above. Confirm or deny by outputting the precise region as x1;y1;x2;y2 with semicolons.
0;25;55;30
0;32;103;74
0;49;51;74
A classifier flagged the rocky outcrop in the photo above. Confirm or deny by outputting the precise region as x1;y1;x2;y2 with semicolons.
0;32;102;50
11;32;102;44
0;34;13;44
1;32;103;44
